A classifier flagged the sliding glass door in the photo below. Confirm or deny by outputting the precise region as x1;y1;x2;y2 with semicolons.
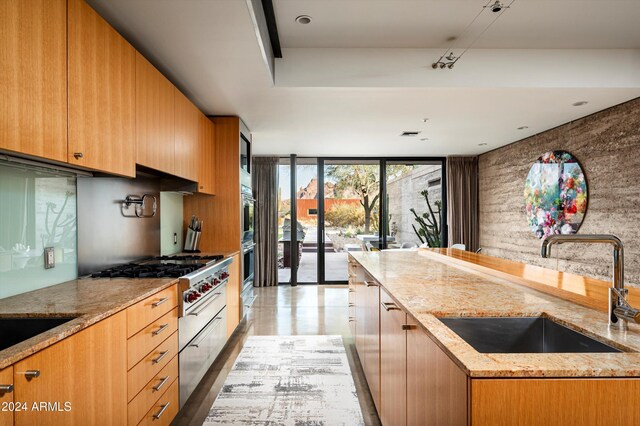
278;157;446;285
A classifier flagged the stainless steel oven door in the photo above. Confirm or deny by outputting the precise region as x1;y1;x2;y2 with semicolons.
179;306;227;407
242;193;254;244
179;282;227;351
243;243;255;285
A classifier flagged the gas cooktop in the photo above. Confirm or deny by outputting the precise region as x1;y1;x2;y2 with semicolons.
90;254;224;278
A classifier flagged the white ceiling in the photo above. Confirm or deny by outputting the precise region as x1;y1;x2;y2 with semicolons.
86;0;640;157
275;0;640;49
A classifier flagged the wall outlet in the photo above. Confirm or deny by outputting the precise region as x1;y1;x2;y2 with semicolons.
44;247;55;269
174;233;178;245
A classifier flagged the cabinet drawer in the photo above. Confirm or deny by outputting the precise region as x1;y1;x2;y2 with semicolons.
128;355;178;426
128;308;178;369
0;366;13;426
127;285;178;338
128;331;178;402
137;377;179;426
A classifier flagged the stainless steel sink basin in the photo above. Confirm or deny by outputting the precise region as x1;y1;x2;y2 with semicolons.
0;317;77;351
439;316;621;354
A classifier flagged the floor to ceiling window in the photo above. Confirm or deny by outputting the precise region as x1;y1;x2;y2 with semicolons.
277;157;446;285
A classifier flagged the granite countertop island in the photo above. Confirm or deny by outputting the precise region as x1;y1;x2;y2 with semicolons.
0;250;240;370
350;249;640;378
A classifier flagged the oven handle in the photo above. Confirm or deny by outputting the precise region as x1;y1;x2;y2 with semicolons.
187;291;224;317
189;316;224;348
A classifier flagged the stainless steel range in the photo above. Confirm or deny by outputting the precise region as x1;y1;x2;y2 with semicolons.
177;256;232;408
89;254;232;408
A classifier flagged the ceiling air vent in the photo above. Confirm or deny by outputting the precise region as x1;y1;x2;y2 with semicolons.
400;131;421;137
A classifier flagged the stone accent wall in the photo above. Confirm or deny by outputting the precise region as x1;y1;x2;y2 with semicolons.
387;165;442;246
479;97;640;286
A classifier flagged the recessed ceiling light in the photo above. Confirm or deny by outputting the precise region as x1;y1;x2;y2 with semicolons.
295;15;312;24
400;131;421;137
572;101;588;106
420;138;429;142
517;126;529;130
422;118;429;123
478;143;488;146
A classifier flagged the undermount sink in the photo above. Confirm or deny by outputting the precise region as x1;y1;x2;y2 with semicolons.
0;317;77;351
439;316;621;354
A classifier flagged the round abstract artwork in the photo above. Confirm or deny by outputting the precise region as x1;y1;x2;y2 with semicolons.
524;150;588;239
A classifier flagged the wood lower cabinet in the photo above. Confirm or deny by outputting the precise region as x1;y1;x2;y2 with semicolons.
470;378;640;426
174;88;200;182
363;275;381;413
136;52;175;175
0;366;14;426
67;0;136;177
380;288;407;426
226;253;242;337
406;322;468;426
0;0;67;162
13;311;128;425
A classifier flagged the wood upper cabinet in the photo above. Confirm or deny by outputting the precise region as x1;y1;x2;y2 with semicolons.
197;115;215;195
380;288;407;426
13;311;128;425
0;0;67;162
0;366;14;426
68;0;136;177
136;52;175;174
406;320;468;426
174;88;200;182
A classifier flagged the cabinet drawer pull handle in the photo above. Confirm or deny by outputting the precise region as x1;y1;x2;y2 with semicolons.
153;402;170;419
364;280;377;287
73;152;83;159
381;302;400;311
152;323;169;336
152;297;169;308
402;324;417;331
348;303;355;307
152;351;169;364
153;376;170;392
24;370;40;380
348;288;355;293
0;384;13;393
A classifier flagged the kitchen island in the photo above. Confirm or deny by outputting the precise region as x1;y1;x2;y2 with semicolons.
349;249;640;426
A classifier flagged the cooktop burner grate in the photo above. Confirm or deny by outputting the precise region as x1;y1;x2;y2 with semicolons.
90;262;202;278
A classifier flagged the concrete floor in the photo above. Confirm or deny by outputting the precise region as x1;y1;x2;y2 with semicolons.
174;285;380;426
278;251;350;283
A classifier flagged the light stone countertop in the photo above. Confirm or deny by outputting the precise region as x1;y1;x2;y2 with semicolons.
0;250;240;370
350;249;640;378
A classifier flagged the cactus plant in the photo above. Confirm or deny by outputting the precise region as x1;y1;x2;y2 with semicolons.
410;190;442;247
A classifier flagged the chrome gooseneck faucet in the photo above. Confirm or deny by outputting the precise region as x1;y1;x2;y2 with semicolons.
540;234;640;329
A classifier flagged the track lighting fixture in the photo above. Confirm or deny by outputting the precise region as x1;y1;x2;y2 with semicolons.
431;0;516;70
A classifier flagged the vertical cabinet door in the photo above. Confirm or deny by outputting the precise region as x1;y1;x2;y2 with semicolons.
363;278;381;413
68;0;136;177
406;322;468;426
174;88;200;182
226;253;241;337
197;114;215;195
0;366;14;426
380;289;407;426
13;311;127;426
354;275;367;364
136;52;175;175
0;0;67;162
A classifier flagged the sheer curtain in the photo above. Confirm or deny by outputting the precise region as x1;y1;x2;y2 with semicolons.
446;156;479;252
252;156;279;287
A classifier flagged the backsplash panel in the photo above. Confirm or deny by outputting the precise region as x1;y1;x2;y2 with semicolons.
77;177;161;275
0;162;78;299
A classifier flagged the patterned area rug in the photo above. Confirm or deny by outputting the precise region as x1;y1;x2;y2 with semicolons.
204;335;365;426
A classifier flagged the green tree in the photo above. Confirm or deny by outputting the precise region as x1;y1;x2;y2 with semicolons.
326;164;411;233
